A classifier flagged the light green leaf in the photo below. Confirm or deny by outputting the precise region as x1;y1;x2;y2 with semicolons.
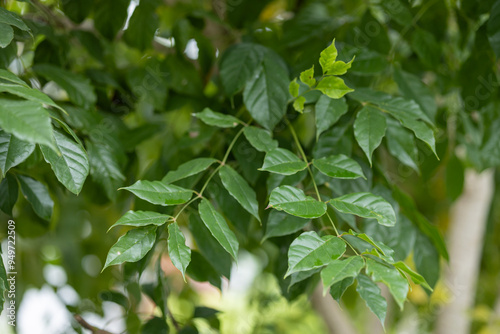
353;105;386;165
103;226;157;270
316;76;353;99
260;148;307;175
168;222;191;281
319;39;338;74
162;158;218;183
329;192;396;226
357;274;387;327
0;129;35;176
18;175;54;221
269;185;327;219
315;95;348;140
321;256;364;293
385;119;419;172
198;198;239;261
108;211;170;231
300;65;316;87
243;126;278;152
0;99;56;152
394;261;432;291
194;108;241;128
33;64;97;108
313;154;365;179
243;55;290;130
40;131;90;195
0;69;29;86
346;231;395;261
365;258;409;310
0;173;18;216
121;180;192;206
219;165;260;222
289;78;300;97
293;96;306;113
0;7;30;31
286;231;346;277
0;23;13;48
263;210;309;241
326;57;355;76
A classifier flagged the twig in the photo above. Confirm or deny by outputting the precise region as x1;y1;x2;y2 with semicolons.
74;315;115;334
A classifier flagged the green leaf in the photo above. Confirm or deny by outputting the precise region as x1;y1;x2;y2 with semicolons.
330;277;355;302
198;198;239;261
398;116;437;158
365;258;409;310
329;192;396;226
353;105;386;165
0;173;18;216
0;7;30;31
321;256;365;293
121;180;193;206
319;39;338;74
141;317;169;334
263;210;310;241
293;96;306;113
286;231;346;277
316;76;353;99
0;23;13;48
300;65;316;87
0;99;56;152
168;222;191;281
194;108;241;128
243;54;290;130
394;261;432;291
93;0;129;40
103;226;157;270
123;0;159;50
243;126;278;152
260;148;308;175
413;232;440;289
269;185;327;219
0;80;64;112
40;131;90;195
356;274;387;327
346;231;395;261
488;0;500;58
18;175;54;221
186;251;222;289
326;57;355;76
315;95;348;140
289;78;300;97
0;69;29;86
394;67;437;120
33;64;97;108
162;158;218;184
219;165;260;222
219;43;267;96
313;154;365;179
385;119;419;172
0;129;35;176
445;154;464;201
411;28;441;68
108;211;170;231
0;245;6;314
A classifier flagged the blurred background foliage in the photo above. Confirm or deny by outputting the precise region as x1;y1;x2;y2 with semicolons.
0;0;499;333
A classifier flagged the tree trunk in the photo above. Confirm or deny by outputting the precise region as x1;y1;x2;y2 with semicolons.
435;169;495;334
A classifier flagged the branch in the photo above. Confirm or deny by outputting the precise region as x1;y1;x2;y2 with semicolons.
74;315;115;334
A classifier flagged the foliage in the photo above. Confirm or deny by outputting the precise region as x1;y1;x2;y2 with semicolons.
0;0;500;333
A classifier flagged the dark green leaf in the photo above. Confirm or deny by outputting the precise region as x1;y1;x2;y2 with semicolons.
269;185;327;219
0;173;18;216
123;0;159;50
219;165;260;222
394;67;437;120
103;226;157;270
243;126;278;152
411;28;441;68
445;154;464;201
0;7;30;31
141;317;169;334
0;23;13;48
330;277;354;302
40;131;89;195
18;175;53;221
321;256;364;293
93;0;129;40
108;211;170;231
356;274;387;327
121;180;193;206
313;154;365;179
488;0;500;57
413;232;440;289
329;192;396;226
263;210;309;241
365;258;409;310
0;129;35;176
162;158;218;184
186;251;222;289
315;95;348;139
198;198;239;261
385;119;419;172
286;231;346;277
260;148;308;175
353;105;386;165
168;222;191;280
194;108;241;128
